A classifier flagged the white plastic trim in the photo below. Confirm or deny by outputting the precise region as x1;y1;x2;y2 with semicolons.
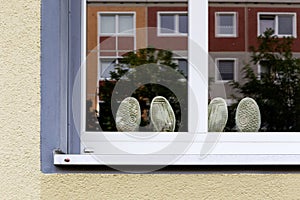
55;132;300;165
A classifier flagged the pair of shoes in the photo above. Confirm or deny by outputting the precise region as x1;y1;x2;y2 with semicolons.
116;96;176;132
208;97;261;132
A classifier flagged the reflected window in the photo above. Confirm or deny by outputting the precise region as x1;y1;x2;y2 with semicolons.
158;12;188;35
215;12;237;37
258;13;296;37
99;59;117;79
100;13;134;35
173;58;188;77
216;59;236;82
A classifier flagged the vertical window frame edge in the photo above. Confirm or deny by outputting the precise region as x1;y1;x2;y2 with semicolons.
41;0;77;173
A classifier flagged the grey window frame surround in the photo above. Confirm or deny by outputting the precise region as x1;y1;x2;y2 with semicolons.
41;0;81;173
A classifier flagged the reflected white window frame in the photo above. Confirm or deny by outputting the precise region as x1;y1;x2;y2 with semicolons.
257;12;297;38
98;12;136;56
98;12;136;36
215;58;237;83
215;12;237;38
98;11;136;81
157;11;188;37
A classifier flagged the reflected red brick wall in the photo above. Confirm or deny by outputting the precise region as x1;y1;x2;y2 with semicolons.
247;7;300;52
209;7;245;52
147;7;188;51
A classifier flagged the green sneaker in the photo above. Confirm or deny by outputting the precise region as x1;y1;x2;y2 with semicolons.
116;97;141;132
208;97;228;132
235;97;261;132
150;96;176;132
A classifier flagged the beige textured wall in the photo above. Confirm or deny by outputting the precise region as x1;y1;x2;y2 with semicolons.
1;0;300;199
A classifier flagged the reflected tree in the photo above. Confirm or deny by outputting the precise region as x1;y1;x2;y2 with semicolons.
229;29;300;131
98;47;188;132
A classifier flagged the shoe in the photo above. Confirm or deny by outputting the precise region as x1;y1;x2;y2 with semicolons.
150;96;176;132
116;97;141;132
235;97;261;132
208;97;228;132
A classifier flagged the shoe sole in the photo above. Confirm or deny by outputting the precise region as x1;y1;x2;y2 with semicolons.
235;97;261;132
208;97;228;132
116;97;141;132
150;96;176;132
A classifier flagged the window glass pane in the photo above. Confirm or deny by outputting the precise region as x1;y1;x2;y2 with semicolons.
160;14;175;33
257;61;271;80
259;15;275;35
179;14;188;33
178;59;188;77
260;60;271;74
217;14;234;35
278;15;293;35
88;5;189;132
100;15;116;34
261;65;270;75
100;60;116;79
217;60;234;80
119;15;134;34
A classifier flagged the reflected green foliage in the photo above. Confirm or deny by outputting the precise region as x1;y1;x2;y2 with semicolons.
98;48;187;132
229;29;300;131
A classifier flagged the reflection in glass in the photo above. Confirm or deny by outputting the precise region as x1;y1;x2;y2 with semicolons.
119;15;134;34
179;14;188;34
278;15;293;35
217;13;234;35
259;15;275;35
87;4;189;132
100;15;116;34
160;14;175;33
217;60;234;81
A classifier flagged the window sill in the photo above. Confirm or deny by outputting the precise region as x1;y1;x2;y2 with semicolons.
54;153;300;165
55;132;300;165
157;33;188;37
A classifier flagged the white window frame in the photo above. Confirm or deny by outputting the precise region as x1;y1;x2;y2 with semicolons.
78;0;208;164
157;11;188;37
215;12;237;38
215;58;237;83
53;0;300;166
257;12;297;38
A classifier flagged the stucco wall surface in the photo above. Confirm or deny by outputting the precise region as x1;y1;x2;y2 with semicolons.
1;0;300;199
